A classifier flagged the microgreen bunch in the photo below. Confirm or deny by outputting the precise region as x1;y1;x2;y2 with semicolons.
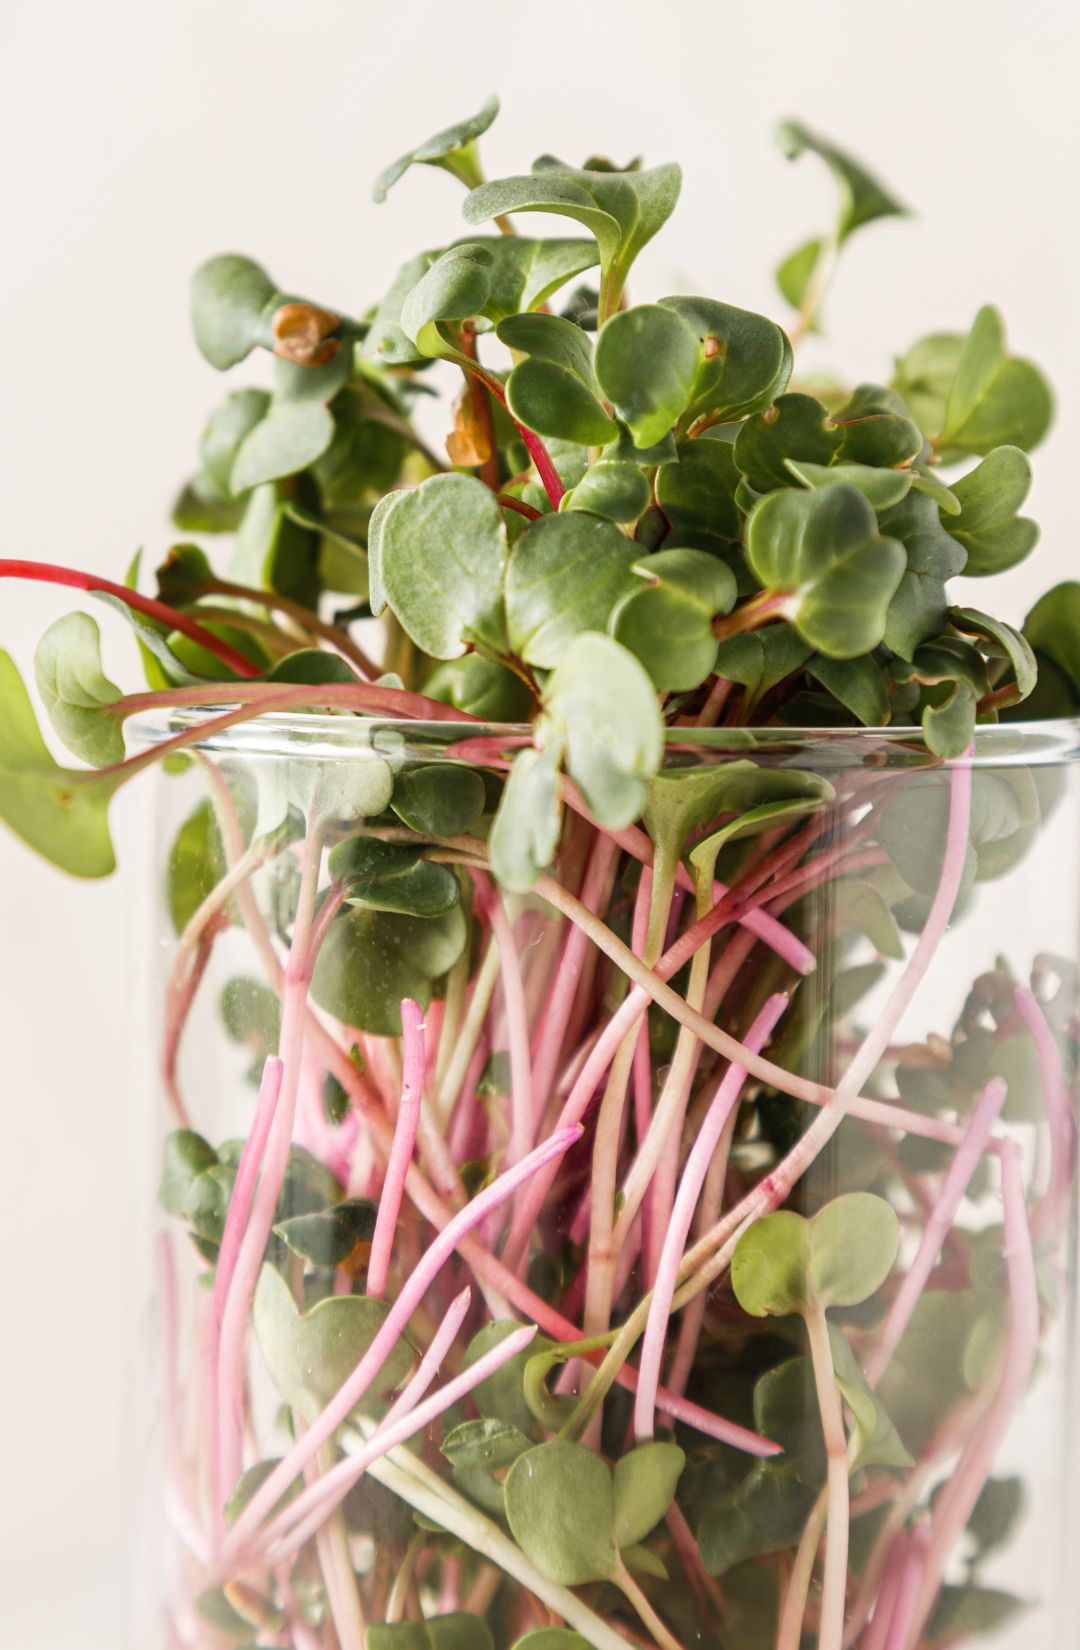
1;99;1076;1650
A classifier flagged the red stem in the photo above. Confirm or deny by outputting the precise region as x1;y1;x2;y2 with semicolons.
0;558;261;677
463;363;564;509
496;493;543;522
517;427;565;508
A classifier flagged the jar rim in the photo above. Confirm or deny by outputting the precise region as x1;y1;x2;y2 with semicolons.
124;707;1080;771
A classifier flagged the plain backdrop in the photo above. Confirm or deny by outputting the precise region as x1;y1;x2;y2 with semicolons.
1;1;1078;1643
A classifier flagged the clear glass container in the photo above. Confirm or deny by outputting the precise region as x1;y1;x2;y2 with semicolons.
126;712;1080;1650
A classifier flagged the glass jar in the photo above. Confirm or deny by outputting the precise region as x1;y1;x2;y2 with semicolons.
126;711;1080;1650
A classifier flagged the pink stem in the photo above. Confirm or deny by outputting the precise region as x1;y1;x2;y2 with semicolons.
221;1125;583;1564
505;827;975;1274
477;876;535;1165
240;1286;475;1568
866;1078;1007;1388
518;426;565;507
634;994;789;1441
0;555;261;677
881;1529;930;1650
668;755;974;1316
215;831;322;1517
630;869;658;1280
570;797;816;975
259;1323;539;1570
906;1142;1040;1648
367;1000;425;1301
859;1538;905;1650
117;676;486;725
206;1056;284;1523
1015;985;1078;1240
529;836;620;1121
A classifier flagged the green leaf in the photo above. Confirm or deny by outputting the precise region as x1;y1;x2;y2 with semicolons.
923;678;978;759
390;765;486;837
714;626;813;702
363;252;440;367
745;483;906;657
253;1264;307;1410
829;879;903;959
266;649;358;688
379;473;507;659
731;1210;810;1317
1024;583;1080;697
172;477;245;533
656;439;741;540
293;1294;412;1415
400;244;494;360
467;238;601;325
224;1458;302;1530
879;769;1038;898
274;1199;377;1267
877;1293;982;1452
809;1193;899;1307
226;483;320;607
816;386;922;473
698;1461;818;1575
777;120;908;242
612;1442;685;1548
229;356;349;492
34;613;125;767
373;94;500;201
199;388;273;497
424;654;534;721
878;491;967;660
827;1326;913;1472
945;446;1039;575
463;158;682;298
328;835;461;918
504;1441;617;1585
659;296;792;426
593;304;699;448
196;1585;261;1642
507;358;618;447
441;1418;533;1473
564;460;651;523
734;393;842;492
0;652;120;877
310;904;467;1035
927;1586;1025;1646
511;1634;592;1650
776;236;824;312
805;655;888;726
786;459;912;512
489;744;564;893
498;311;596;376
367;1618;495;1650
646;764;832;892
221;976;280;1058
160;1130;218;1217
965;1477;1025;1562
463;1321;555;1434
191;253;278;370
506;511;638;668
911;469;962;514
402;239;600;359
611;548;735;691
230;402;335;492
544;634;664;828
939;305;1053;456
753;1358;828;1480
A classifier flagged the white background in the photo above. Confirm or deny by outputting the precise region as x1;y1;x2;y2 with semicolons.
1;1;1078;1643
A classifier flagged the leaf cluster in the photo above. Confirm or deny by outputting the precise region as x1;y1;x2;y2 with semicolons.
0;98;1066;904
